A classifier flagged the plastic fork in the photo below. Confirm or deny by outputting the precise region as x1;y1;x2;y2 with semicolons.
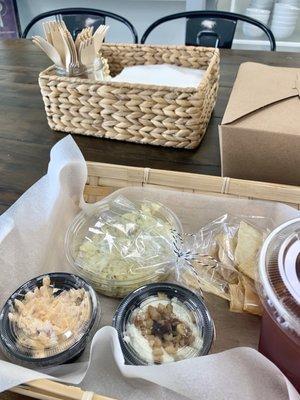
42;22;52;45
32;35;64;67
46;21;66;65
79;37;95;67
62;26;79;66
75;27;94;51
93;25;109;53
55;20;81;74
59;30;73;74
55;14;67;30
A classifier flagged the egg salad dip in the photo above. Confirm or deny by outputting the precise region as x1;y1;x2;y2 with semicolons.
8;276;91;358
74;201;178;296
124;292;203;364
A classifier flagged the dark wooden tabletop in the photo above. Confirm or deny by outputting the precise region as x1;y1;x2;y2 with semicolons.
1;38;300;400
1;40;300;215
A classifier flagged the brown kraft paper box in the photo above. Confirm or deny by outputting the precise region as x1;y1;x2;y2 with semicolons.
219;62;300;186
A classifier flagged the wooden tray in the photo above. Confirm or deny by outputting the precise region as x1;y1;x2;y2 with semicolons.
84;162;300;209
9;163;300;400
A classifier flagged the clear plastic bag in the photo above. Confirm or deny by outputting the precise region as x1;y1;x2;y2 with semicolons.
176;214;272;315
66;195;183;297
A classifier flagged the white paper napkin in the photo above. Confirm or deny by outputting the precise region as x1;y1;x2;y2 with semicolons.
111;64;206;88
0;136;299;400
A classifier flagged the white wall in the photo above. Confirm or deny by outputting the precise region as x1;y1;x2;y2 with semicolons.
17;0;188;44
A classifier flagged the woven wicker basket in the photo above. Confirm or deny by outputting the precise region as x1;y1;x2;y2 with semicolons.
38;43;220;149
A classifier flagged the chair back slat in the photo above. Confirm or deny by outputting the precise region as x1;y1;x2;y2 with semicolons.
22;7;138;43
141;11;276;51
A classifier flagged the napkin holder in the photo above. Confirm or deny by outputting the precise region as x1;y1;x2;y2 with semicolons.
38;43;219;150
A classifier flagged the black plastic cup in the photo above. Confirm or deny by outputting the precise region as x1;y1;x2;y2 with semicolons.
0;272;100;368
113;282;215;365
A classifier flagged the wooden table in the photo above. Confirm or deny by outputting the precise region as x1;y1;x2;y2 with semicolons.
1;40;300;400
1;40;300;215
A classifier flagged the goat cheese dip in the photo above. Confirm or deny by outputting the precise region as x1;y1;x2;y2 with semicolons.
124;293;203;364
8;276;91;358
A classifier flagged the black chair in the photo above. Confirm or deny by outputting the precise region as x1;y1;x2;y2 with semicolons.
141;10;276;51
22;7;138;43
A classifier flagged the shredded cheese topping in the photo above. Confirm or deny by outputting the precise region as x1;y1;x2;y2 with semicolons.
8;276;91;358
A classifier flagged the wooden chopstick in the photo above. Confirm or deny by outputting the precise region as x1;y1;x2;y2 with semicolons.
11;386;62;400
10;379;117;400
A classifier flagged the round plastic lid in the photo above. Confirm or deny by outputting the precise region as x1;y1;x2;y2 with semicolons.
65;198;182;289
0;273;100;367
113;283;214;365
259;218;300;341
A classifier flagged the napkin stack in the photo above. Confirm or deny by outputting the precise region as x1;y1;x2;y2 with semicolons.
111;64;206;88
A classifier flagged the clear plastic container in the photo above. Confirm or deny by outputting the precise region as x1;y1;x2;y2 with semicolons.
0;273;100;368
65;197;183;298
258;218;300;391
113;283;214;365
55;57;110;80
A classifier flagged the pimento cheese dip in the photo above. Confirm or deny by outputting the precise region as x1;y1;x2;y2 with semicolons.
8;276;91;358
